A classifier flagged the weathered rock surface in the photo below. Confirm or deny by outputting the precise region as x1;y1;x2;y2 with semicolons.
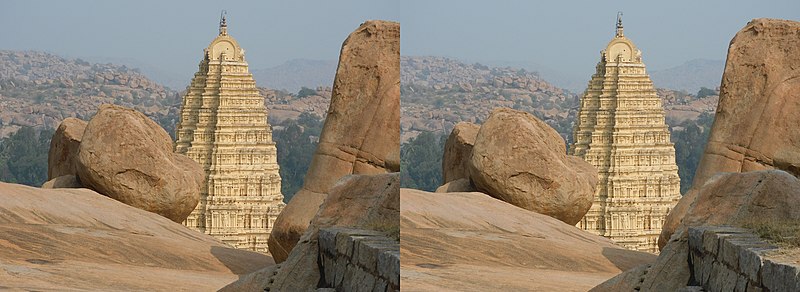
269;20;400;262
442;122;479;183
592;231;692;292
468;108;598;225
76;104;203;223
47;117;87;180
774;150;800;178
434;178;476;193
41;174;82;189
693;18;800;187
659;170;800;249
0;182;272;290
223;173;400;291
401;189;655;291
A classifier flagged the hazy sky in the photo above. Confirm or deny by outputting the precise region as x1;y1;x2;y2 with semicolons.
1;0;398;85
398;0;799;78
2;1;799;87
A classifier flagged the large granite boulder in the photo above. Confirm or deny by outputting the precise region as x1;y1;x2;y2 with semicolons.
442;122;479;183
269;20;400;262
692;19;800;187
598;170;800;291
659;170;800;249
401;188;655;291
0;182;272;290
76;104;203;223
47;117;87;180
222;173;400;291
468;108;598;225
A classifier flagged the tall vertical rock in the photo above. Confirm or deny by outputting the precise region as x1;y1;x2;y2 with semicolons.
691;18;800;187
660;18;800;249
174;15;284;252
268;20;400;262
569;15;681;253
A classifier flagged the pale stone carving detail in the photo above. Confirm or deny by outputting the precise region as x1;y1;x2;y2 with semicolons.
569;20;680;253
174;18;284;253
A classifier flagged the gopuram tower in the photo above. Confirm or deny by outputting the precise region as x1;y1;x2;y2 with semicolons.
174;13;284;253
568;14;681;253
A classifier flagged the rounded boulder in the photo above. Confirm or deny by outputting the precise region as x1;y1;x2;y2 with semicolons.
76;104;203;223
468;108;597;225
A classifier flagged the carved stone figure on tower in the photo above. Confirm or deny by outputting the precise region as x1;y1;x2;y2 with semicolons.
174;15;284;253
569;15;681;253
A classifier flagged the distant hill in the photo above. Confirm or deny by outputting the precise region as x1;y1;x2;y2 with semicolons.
252;59;337;93
401;56;579;143
74;55;189;91
400;56;719;143
0;50;180;138
400;55;720;194
649;59;725;93
479;60;587;93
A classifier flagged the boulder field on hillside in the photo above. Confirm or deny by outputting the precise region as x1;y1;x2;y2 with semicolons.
269;20;401;262
0;182;271;290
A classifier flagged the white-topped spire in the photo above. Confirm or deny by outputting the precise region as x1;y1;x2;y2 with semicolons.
219;10;228;36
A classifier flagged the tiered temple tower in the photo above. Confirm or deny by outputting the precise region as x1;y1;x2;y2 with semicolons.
174;14;284;253
568;14;681;253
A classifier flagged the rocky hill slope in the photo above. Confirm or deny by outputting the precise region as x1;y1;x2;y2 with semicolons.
252;59;337;93
0;50;180;138
400;56;718;143
261;86;331;123
401;56;578;143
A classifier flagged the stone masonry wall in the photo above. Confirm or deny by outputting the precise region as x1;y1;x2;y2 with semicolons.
318;227;400;292
687;226;800;292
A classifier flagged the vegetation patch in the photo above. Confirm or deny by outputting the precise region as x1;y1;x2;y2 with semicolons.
742;219;800;248
364;217;400;242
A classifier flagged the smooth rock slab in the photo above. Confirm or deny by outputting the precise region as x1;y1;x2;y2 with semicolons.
0;182;272;291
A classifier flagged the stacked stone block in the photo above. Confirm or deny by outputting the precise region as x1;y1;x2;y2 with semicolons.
319;227;400;292
687;226;800;292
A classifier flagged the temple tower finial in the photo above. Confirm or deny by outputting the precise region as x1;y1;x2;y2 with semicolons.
616;12;624;37
219;10;228;36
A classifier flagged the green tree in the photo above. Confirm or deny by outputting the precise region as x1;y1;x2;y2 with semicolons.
297;87;317;98
671;112;714;194
400;131;447;191
697;87;717;99
0;126;53;186
274;113;323;202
